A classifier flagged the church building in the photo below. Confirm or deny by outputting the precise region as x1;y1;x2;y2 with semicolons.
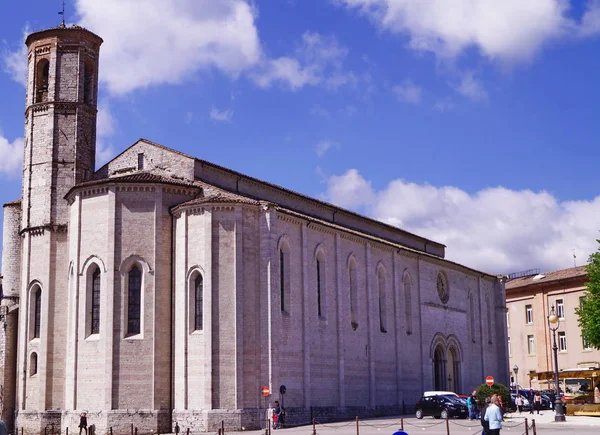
0;24;509;433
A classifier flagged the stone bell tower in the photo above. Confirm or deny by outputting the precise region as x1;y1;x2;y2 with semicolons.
11;24;103;430
22;24;103;230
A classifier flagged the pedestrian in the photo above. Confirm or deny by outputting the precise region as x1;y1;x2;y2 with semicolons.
467;393;475;420
0;418;7;435
548;389;556;410
528;389;534;414
273;401;282;429
480;397;491;435
174;422;180;435
515;393;524;414
484;394;503;435
79;412;88;435
533;391;541;414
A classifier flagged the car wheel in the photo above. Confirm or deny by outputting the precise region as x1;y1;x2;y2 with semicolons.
440;409;449;419
415;409;423;419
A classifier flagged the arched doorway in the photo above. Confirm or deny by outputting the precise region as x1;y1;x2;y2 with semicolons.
433;345;446;391
447;347;461;392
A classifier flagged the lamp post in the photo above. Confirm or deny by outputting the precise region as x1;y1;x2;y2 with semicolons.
548;305;566;422
513;365;519;391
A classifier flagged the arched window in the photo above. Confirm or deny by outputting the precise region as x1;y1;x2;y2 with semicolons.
349;258;358;329
91;267;101;334
83;60;94;104
35;59;50;103
127;266;142;335
194;274;203;331
378;266;387;333
33;287;42;339
404;273;412;334
279;241;290;313
316;250;327;319
30;353;38;376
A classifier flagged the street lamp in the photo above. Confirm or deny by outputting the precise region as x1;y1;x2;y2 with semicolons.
513;365;519;391
548;305;566;422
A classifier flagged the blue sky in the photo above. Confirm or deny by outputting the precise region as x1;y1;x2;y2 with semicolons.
1;0;600;275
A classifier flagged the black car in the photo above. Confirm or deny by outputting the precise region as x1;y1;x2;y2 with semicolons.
415;394;469;419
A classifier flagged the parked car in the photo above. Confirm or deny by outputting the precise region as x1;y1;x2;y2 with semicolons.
415;394;469;419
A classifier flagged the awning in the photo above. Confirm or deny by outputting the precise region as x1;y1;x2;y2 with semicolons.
529;369;600;381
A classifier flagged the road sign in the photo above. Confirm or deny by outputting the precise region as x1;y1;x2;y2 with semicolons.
279;385;286;395
486;376;494;386
261;386;270;396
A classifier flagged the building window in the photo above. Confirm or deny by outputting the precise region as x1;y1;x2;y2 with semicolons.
83;60;95;104
436;272;449;304
127;266;142;335
35;59;50;103
404;273;412;334
508;337;511;357
469;292;476;342
556;299;565;319
558;331;567;351
137;153;144;170
378;267;387;333
506;311;510;328
349;258;358;329
316;252;327;318
194;274;203;330
33;287;42;339
583;335;592;350
525;304;533;324
527;335;535;354
279;244;291;313
91;267;101;334
30;353;38;376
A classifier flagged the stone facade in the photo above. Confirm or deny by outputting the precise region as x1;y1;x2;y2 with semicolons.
0;24;509;435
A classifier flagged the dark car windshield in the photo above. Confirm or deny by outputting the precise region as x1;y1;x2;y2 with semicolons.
441;395;463;404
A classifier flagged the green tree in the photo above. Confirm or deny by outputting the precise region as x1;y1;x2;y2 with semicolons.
576;239;600;350
475;383;511;410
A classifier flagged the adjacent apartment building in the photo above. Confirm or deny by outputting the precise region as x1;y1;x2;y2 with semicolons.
506;266;600;391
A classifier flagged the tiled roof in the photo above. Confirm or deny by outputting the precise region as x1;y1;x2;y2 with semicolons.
3;199;22;207
172;188;262;213
26;24;103;45
65;172;200;198
505;265;588;290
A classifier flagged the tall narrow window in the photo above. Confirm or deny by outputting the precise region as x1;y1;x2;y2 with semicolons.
91;267;101;334
527;335;535;354
36;59;50;103
469;292;476;342
404;273;412;334
137;153;144;170
378;267;387;333
317;257;322;317
508;337;511;357
525;304;533;324
128;266;142;335
279;242;290;313
34;288;42;339
30;353;38;376
194;274;203;330
83;61;94;104
280;250;286;312
486;296;493;343
556;299;565;319
349;258;358;329
558;331;567;351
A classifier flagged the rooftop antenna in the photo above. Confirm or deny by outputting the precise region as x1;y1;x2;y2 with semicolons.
572;249;577;267
58;0;66;27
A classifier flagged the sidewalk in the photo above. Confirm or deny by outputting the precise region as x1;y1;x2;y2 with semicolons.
504;409;600;426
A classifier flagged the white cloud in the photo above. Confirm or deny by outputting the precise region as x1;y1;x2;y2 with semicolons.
2;26;29;86
580;0;600;36
393;79;422;104
335;0;593;63
315;139;339;157
253;32;356;90
322;169;600;274
96;103;116;166
75;0;262;95
209;107;233;122
0;133;23;176
454;71;488;101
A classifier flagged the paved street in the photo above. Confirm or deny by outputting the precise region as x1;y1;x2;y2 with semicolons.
238;411;600;435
